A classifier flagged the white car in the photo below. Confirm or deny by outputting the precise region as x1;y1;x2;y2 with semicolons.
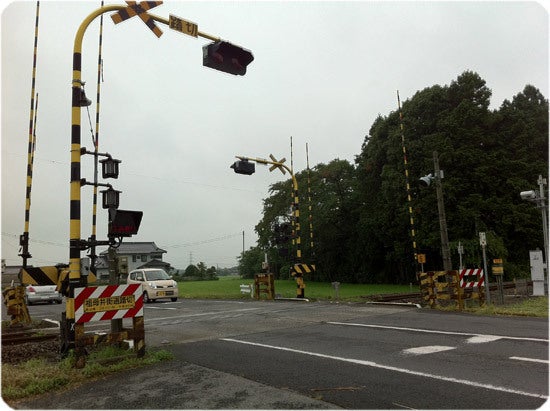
25;285;63;305
127;268;178;303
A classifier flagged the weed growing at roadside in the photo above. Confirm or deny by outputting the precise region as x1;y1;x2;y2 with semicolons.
2;347;173;402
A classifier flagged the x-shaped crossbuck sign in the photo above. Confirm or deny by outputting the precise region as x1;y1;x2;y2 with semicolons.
269;154;287;175
111;1;164;38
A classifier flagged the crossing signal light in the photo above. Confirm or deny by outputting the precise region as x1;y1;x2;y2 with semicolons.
108;209;143;237
203;41;254;76
230;160;255;175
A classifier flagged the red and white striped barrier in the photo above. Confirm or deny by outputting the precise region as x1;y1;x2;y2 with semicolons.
75;284;143;324
459;269;484;288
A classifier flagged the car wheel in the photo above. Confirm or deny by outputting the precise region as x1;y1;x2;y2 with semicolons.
143;292;150;304
171;297;177;302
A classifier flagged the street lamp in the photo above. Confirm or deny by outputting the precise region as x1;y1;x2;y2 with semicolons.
100;157;121;179
100;187;121;210
420;151;452;271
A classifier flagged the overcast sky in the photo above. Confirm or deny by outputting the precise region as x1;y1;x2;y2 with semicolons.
1;1;548;270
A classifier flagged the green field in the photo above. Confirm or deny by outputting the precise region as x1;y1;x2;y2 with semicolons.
178;276;412;301
178;276;548;317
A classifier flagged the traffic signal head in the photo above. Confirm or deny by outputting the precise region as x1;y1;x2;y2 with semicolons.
108;209;143;237
230;160;255;175
203;41;254;76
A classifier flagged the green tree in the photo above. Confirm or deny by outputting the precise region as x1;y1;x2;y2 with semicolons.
206;266;218;281
238;246;265;279
250;71;548;284
355;71;547;281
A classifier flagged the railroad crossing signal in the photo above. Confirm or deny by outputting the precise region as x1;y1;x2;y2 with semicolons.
230;159;255;175
111;1;164;38
203;41;254;76
108;209;143;237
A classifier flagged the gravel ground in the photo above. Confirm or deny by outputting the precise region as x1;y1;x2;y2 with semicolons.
2;339;61;365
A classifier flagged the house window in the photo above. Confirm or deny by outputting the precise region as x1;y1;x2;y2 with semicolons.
141;255;147;262
132;255;137;262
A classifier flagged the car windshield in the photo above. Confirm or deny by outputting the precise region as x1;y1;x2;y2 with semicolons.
144;270;170;281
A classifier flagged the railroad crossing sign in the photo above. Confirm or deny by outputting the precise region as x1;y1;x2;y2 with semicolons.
169;14;198;37
268;154;287;174
111;1;164;38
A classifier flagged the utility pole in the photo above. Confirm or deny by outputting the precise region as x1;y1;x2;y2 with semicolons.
433;151;452;271
537;175;549;265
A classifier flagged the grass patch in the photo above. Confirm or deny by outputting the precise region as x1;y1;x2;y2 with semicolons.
179;276;412;301
2;346;173;402
180;277;548;317
460;296;548;317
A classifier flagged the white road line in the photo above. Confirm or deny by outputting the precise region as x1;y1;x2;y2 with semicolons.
402;345;455;355
327;321;549;343
392;402;416;409
466;335;502;344
146;306;178;310
510;356;549;364
221;338;548;400
148;307;260;322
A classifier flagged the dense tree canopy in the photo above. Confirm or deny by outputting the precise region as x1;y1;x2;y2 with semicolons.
239;71;548;284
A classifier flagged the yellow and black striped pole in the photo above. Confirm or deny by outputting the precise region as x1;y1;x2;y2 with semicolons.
306;143;314;259
66;3;224;350
397;90;419;275
235;155;308;298
89;1;105;278
19;1;40;269
291;179;306;298
292;175;301;262
68;4;127;350
289;136;297;254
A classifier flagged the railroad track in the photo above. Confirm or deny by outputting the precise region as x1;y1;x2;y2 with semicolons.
2;329;59;346
365;292;421;302
365;281;527;303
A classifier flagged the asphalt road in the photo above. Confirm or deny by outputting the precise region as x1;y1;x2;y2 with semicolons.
10;298;549;409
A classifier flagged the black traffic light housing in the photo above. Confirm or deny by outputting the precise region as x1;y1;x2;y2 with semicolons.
108;209;143;237
230;159;255;175
203;41;254;76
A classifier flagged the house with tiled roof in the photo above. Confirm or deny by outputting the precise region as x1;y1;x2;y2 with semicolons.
96;242;173;279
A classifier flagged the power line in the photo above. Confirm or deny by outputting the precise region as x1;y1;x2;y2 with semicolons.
3;231;244;251
4;151;262;194
164;232;243;249
2;232;65;247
